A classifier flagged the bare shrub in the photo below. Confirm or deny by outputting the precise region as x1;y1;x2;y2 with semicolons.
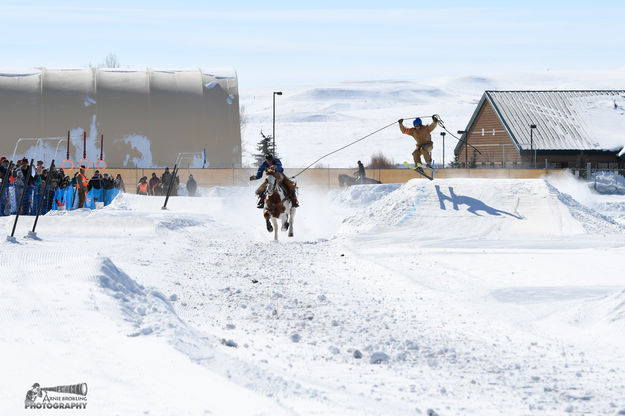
368;152;395;169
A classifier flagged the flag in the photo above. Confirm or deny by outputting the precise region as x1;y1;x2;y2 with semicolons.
202;148;207;169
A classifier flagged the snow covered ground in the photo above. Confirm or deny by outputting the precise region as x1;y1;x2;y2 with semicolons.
2;173;625;415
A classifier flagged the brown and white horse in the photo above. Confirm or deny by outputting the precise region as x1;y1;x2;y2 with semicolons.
263;166;295;240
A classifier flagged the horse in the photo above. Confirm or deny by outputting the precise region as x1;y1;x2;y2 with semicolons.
262;166;295;240
338;174;382;187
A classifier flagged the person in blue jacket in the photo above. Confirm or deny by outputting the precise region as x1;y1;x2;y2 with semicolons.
249;154;299;208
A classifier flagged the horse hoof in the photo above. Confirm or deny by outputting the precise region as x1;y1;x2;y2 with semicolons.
281;222;289;231
266;220;273;232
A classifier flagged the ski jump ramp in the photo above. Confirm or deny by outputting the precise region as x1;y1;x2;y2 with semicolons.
337;178;625;241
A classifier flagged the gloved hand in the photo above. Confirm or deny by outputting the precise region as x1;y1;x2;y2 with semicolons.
398;119;403;124
249;175;256;181
432;114;438;121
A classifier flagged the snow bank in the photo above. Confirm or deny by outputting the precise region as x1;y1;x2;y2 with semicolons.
0;248;285;415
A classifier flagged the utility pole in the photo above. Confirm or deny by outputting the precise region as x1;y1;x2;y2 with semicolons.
272;91;282;155
530;124;537;168
440;131;446;168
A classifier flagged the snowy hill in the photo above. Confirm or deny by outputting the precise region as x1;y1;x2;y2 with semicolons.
2;174;625;415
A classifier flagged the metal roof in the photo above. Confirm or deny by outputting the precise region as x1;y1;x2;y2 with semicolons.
457;90;625;154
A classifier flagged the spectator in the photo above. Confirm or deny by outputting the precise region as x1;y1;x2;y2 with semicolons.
161;167;172;189
114;174;126;192
76;166;89;208
44;166;61;213
136;176;149;195
149;172;160;196
13;169;25;214
54;175;69;211
88;170;103;206
102;173;115;190
0;157;11;215
20;158;31;185
18;161;37;215
0;157;9;179
88;170;103;191
186;174;197;196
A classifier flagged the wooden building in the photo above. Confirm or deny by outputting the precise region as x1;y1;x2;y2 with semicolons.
455;90;625;169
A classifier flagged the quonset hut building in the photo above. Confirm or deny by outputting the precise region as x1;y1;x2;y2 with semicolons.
455;90;625;169
0;68;242;168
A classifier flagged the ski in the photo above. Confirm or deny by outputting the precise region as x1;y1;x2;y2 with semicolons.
403;161;434;180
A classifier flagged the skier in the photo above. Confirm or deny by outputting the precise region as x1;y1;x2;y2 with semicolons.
250;154;299;208
398;115;439;170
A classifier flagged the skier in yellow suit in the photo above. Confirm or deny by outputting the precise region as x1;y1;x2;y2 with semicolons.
398;115;439;169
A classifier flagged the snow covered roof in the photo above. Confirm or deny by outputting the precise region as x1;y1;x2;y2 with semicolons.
467;90;625;155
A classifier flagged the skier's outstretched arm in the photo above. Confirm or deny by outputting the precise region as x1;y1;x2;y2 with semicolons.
398;119;408;134
427;116;439;134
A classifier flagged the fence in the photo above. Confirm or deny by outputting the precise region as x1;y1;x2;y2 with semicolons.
100;166;574;192
3;166;621;217
584;169;625;194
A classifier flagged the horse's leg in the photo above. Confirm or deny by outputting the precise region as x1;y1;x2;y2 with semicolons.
265;218;273;232
288;207;296;237
272;217;279;240
281;201;292;231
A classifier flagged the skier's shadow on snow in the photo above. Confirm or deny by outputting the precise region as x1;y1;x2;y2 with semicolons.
435;185;522;218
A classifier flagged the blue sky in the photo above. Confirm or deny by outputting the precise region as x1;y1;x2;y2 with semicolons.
1;1;624;90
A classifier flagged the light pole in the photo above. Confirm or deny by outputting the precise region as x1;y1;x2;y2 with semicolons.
272;91;282;155
530;124;537;168
440;132;446;168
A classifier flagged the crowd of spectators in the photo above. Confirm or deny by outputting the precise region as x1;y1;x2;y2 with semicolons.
139;168;181;196
0;156;198;216
0;157;126;216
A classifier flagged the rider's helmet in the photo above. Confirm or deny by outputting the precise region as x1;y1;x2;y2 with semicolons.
265;154;274;162
413;118;423;127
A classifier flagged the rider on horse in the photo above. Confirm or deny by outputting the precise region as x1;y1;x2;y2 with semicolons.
250;154;299;208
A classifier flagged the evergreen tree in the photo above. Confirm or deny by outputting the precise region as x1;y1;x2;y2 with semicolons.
253;131;277;166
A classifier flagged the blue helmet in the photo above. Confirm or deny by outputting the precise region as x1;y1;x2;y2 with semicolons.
413;118;422;127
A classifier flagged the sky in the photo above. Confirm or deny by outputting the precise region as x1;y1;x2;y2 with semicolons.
1;1;625;91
